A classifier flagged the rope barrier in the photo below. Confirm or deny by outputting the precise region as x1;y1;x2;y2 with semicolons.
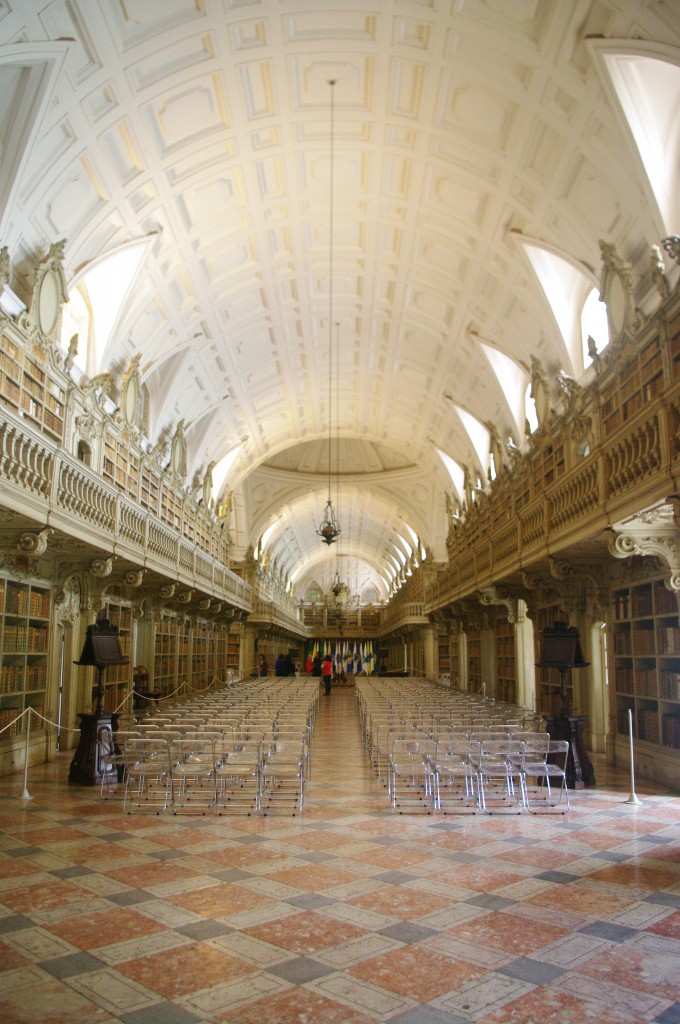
0;707;29;736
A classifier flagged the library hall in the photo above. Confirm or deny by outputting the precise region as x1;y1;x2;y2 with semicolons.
1;1;680;1022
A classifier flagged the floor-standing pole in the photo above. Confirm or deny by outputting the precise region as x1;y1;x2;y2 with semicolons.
626;707;641;805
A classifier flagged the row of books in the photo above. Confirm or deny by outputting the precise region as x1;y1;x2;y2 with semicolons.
1;626;48;652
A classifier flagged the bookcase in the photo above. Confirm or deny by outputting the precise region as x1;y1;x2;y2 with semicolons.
466;626;482;692
600;333;665;438
102;430;140;500
437;630;450;676
495;615;516;704
531;440;565;494
0;577;50;739
98;598;133;713
611;575;679;749
192;621;209;689
669;306;680;383
177;618;190;686
227;633;241;674
0;331;66;443
152;611;179;696
532;601;566;714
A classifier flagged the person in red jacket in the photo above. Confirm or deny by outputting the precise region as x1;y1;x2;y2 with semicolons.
322;654;333;696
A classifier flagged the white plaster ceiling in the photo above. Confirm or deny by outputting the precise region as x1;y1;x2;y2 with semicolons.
1;0;677;602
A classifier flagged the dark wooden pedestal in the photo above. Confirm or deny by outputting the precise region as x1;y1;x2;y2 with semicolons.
69;712;117;786
544;714;596;790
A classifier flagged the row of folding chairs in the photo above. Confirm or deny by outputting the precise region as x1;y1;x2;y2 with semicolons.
388;733;570;815
117;733;308;816
100;675;318;814
356;678;570;815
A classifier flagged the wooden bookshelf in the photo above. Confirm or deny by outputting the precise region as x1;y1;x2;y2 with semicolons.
152;611;179;696
600;333;665;439
495;615;516;704
0;577;50;738
466;626;482;692
532;602;567;715
437;631;450;676
97;598;133;713
0;331;65;442
102;431;140;500
611;575;679;750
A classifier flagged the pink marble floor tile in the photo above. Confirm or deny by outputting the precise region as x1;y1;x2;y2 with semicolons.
266;863;362;891
199;845;287;869
275;830;353;851
526;883;635;918
576;940;680;1000
0;939;32;971
647;909;680;939
346;884;453;921
586;862;680;890
495;846;582;870
440;910;570;956
104;860;203;888
477;985;641;1023
430;863;526;892
213;986;376;1024
0;977;115;1024
348;943;486;1001
0;856;44;879
0;877;91;913
57;841;147;868
343;845;432;870
115;940;256;999
243;910;367;955
169;881;274;917
45;905;167;950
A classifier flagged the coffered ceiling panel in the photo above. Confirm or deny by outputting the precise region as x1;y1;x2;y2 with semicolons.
1;0;677;602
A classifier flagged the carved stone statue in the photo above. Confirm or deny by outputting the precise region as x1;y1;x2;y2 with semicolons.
202;460;215;508
556;371;582;417
650;244;670;301
485;420;506;478
0;246;9;292
169;419;187;478
529;355;551;428
64;333;78;372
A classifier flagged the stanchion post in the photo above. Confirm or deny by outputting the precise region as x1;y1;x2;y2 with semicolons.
21;708;32;802
626;707;641;806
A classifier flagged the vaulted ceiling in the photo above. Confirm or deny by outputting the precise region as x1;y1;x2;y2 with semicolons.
1;0;677;602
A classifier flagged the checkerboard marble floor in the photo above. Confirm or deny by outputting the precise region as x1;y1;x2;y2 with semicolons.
1;687;679;1024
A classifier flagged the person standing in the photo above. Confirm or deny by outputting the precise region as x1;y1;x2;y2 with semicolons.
322;654;333;696
258;654;268;677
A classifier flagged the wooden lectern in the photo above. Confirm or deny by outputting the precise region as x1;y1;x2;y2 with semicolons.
69;620;128;786
536;621;596;789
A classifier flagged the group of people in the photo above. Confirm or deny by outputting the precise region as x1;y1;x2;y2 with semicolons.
257;650;349;696
257;653;299;677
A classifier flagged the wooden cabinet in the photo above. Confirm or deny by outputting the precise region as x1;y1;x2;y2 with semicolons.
437;631;450;676
600;334;665;438
532;602;566;715
495;616;516;704
0;332;65;442
0;578;50;738
98;598;133;713
611;577;679;749
152;611;179;696
102;431;140;500
227;634;241;674
466;627;482;692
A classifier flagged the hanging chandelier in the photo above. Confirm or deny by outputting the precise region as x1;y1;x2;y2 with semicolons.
317;80;341;547
331;568;344;596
